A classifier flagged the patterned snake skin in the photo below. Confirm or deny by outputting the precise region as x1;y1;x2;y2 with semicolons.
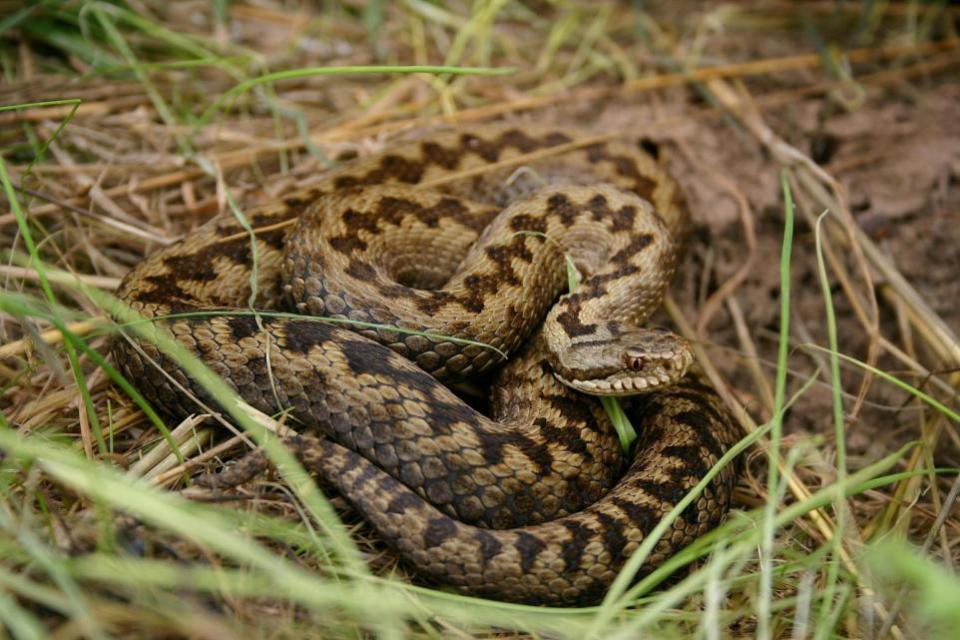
113;125;741;605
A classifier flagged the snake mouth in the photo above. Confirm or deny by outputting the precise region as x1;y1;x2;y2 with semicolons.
555;342;694;397
550;328;695;397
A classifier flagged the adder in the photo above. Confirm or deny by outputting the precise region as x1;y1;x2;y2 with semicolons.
113;125;741;606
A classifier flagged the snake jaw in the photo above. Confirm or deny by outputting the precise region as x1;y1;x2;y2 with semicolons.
554;330;694;397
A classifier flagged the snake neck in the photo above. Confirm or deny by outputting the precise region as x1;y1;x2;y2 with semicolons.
539;189;687;395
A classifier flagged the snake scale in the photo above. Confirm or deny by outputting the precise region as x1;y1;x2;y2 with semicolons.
113;125;741;606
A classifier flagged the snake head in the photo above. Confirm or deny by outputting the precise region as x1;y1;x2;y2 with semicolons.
551;327;694;396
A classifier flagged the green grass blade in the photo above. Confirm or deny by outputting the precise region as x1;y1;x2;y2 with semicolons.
812;210;849;638
199;64;515;126
758;168;796;639
865;539;960;638
0;157;105;454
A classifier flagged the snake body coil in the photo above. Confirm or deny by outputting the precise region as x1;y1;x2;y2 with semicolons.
114;126;741;605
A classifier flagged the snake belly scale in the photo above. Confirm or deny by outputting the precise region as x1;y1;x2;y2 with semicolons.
113;125;741;606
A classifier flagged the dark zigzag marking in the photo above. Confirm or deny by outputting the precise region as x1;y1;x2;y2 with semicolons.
514;531;547;573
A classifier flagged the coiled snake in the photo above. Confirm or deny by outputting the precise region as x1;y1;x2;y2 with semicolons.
114;125;741;606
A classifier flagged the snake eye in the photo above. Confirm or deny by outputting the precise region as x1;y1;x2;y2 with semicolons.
626;354;646;371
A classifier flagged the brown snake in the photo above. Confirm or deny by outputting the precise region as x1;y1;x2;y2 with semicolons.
113;125;741;606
